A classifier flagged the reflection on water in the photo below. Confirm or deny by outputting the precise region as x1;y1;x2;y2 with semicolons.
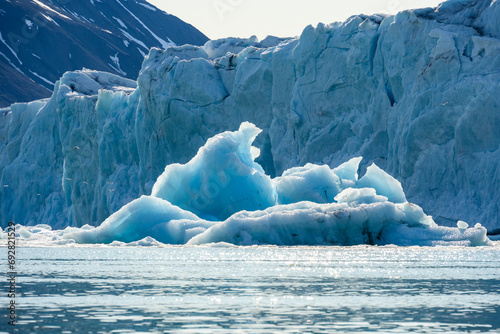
3;246;500;333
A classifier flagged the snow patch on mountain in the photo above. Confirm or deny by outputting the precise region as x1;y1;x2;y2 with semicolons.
29;70;54;86
115;0;174;50
138;3;157;11
32;0;72;20
109;53;127;76
0;32;22;65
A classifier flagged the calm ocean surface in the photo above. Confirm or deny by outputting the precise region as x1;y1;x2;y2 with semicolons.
2;246;499;333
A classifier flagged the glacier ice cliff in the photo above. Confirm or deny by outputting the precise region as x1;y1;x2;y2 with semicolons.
1;0;500;234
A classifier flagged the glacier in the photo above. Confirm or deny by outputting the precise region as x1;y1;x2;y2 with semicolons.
5;122;491;246
1;0;500;240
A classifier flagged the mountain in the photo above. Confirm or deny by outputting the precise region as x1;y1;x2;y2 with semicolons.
0;0;208;107
1;0;499;234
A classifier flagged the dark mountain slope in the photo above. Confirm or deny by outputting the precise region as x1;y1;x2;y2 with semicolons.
0;0;208;107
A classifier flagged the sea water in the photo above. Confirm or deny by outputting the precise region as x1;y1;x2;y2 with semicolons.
1;246;499;333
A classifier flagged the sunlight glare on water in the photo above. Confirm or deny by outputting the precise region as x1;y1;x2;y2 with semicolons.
4;246;500;333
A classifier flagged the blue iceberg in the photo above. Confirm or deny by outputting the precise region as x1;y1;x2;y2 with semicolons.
151;122;275;220
55;122;491;247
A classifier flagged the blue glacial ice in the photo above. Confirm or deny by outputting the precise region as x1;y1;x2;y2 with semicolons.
64;195;215;244
151;122;275;221
1;0;500;237
8;122;491;247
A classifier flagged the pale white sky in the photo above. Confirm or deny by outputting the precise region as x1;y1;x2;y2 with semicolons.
148;0;444;40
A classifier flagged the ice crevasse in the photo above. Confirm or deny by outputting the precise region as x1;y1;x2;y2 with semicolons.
54;122;490;247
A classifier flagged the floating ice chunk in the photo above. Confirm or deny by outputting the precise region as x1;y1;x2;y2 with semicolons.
333;157;406;203
110;236;163;247
457;220;469;230
275;159;404;205
356;163;407;203
334;188;388;205
152;122;276;221
332;157;363;187
17;226;32;238
397;202;435;227
187;200;489;246
275;164;341;204
29;224;53;232
64;195;211;244
155;219;217;245
387;222;491;247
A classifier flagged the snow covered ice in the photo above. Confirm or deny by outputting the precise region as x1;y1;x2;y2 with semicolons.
5;122;492;247
1;0;500;241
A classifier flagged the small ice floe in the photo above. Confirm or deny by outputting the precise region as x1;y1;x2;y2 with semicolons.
457;220;469;231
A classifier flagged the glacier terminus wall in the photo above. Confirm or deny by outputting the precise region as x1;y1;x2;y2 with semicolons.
1;0;499;232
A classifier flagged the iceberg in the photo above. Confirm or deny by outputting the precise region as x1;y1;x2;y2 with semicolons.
1;0;500;236
151;122;275;220
7;122;491;247
186;201;490;247
275;163;342;205
64;195;215;245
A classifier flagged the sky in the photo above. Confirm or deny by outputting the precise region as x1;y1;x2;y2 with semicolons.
148;0;444;40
